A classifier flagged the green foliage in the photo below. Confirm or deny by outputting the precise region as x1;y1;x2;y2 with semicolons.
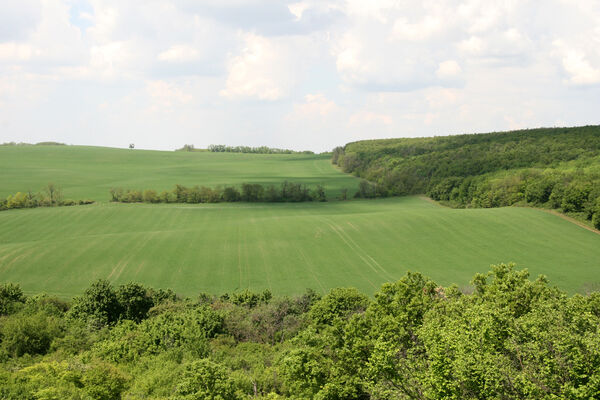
0;283;24;315
1;272;600;398
0;312;62;357
81;362;129;400
336;126;600;222
309;287;369;326
208;144;313;155
174;359;240;400
116;282;154;323
1;184;93;212
112;181;325;204
69;279;122;327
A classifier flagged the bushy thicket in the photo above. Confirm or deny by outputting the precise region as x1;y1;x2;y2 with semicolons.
1;264;599;399
333;126;600;227
208;144;314;155
0;183;94;212
110;181;328;204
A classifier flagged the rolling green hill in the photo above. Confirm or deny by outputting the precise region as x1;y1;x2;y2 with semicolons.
0;145;358;201
1;196;599;297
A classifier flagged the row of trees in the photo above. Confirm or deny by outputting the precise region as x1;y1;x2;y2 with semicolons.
0;141;65;146
0;184;94;211
110;182;328;204
333;126;600;228
1;264;599;398
208;144;314;155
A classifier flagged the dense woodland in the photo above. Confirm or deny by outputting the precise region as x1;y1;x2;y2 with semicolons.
110;182;329;204
333;126;600;229
1;264;599;399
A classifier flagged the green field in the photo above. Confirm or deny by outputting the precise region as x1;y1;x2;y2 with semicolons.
0;145;358;200
1;195;599;297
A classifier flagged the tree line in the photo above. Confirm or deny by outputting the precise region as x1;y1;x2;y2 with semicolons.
1;263;599;398
110;182;329;204
0;183;94;211
208;144;314;155
1;141;66;146
333;125;600;229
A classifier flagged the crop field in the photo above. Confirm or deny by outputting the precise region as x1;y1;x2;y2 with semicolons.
1;195;599;297
0;145;358;200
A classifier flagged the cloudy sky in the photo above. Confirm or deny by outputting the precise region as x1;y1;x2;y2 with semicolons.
1;0;599;152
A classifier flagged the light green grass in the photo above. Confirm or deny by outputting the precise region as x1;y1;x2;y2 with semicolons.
0;145;358;201
1;197;598;298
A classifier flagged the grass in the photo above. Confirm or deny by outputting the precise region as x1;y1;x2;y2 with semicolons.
0;145;358;201
1;196;599;298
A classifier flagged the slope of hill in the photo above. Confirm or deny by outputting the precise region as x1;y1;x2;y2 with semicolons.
0;145;358;201
1;196;599;297
333;126;600;227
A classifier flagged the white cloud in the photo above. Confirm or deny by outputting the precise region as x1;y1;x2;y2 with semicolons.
146;80;193;110
559;50;600;85
1;0;599;152
349;110;392;126
0;42;37;61
220;33;294;101
157;45;200;63
436;60;462;79
392;16;443;41
289;93;339;118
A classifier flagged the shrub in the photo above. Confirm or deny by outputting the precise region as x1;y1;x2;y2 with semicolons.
69;279;122;327
0;312;62;357
116;283;154;322
222;187;241;202
174;359;240;400
143;189;159;203
309;287;369;326
0;283;25;315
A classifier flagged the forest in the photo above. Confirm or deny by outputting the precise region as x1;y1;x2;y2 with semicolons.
1;264;599;399
332;126;600;229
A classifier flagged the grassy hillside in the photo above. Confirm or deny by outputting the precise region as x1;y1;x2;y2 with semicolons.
1;196;599;297
0;145;358;201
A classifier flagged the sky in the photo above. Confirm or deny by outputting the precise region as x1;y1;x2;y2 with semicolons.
0;0;599;152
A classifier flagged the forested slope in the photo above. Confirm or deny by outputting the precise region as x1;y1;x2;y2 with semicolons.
1;264;600;399
333;125;600;228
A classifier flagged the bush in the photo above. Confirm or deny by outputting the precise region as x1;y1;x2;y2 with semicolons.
116;283;154;323
0;283;25;315
222;187;241;202
174;359;240;400
0;312;62;357
143;189;159;203
309;287;369;325
82;363;129;400
69;279;122;327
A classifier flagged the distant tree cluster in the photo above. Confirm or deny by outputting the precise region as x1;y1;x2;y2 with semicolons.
1;264;599;398
1;141;66;146
110;182;328;204
208;144;314;155
334;126;600;228
0;183;94;211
